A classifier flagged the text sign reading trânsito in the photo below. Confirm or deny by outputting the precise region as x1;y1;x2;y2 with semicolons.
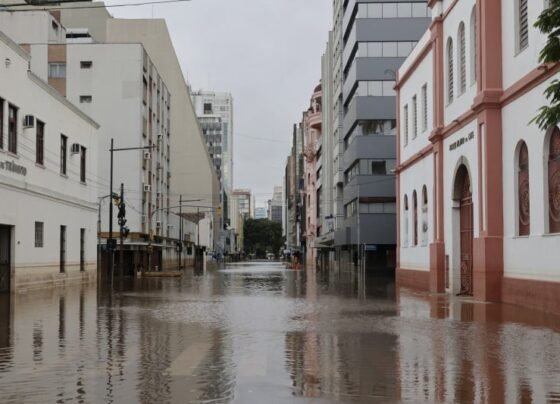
449;132;475;151
0;160;27;176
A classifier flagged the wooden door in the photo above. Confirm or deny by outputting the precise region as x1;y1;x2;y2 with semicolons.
459;174;473;295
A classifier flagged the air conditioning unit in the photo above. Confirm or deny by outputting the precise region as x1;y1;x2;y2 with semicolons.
143;184;151;192
156;221;162;228
141;215;147;223
144;151;151;160
23;115;35;128
71;143;80;154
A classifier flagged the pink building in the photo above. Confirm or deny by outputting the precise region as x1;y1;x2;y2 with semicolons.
304;84;322;268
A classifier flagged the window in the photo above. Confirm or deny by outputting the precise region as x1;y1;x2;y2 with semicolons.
404;104;409;145
80;146;86;183
447;38;454;103
412;95;418;139
371;160;387;175
8;104;17;154
80;61;92;69
203;103;213;114
60;134;67;175
458;23;467;95
48;63;66;78
548;127;560;233
413;190;418;246
0;98;4;149
518;0;529;52
79;95;92;103
36;120;44;165
470;7;477;84
421;186;428;245
421;84;428;132
518;142;530;236
35;222;44;248
404;195;409;246
360;202;396;214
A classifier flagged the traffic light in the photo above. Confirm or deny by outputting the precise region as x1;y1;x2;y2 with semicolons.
123;227;130;238
118;202;126;227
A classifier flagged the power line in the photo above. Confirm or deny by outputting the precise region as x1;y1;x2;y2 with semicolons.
1;0;193;12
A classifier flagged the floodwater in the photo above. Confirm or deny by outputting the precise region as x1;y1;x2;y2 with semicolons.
1;262;560;403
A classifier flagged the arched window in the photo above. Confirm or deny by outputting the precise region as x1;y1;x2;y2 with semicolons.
413;190;418;246
518;142;530;236
404;195;409;246
421;186;428;245
447;38;454;103
548;127;560;233
458;23;466;95
470;7;477;84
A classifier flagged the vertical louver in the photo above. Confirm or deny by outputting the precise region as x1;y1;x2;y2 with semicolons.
447;39;454;103
459;23;466;94
519;0;529;51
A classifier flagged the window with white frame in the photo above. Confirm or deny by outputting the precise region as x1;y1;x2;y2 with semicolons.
421;84;428;132
458;22;467;95
470;7;477;84
447;38;454;103
518;0;529;52
35;222;44;248
412;95;418;139
48;63;66;78
404;104;409;145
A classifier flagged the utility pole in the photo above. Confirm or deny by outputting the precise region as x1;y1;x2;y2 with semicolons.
179;194;182;268
109;138;114;288
118;183;125;277
197;207;200;269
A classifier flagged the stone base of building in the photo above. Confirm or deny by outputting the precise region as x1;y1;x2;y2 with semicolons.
396;267;430;291
502;276;560;316
13;262;97;293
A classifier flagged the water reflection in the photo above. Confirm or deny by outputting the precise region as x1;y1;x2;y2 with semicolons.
0;263;558;403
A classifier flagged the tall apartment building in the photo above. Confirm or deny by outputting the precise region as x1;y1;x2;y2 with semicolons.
284;124;305;255
58;5;221;255
325;0;431;270
396;0;560;313
0;25;99;291
191;91;234;193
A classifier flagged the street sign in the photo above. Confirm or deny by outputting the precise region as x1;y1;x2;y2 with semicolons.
107;239;117;251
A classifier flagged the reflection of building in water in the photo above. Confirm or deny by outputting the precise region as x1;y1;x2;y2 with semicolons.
395;290;560;403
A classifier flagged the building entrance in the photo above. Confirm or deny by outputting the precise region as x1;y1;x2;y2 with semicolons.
458;167;473;296
0;226;11;293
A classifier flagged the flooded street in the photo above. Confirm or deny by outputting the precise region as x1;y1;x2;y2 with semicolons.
1;262;560;403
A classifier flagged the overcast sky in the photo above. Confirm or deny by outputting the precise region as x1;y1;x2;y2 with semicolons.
106;0;331;206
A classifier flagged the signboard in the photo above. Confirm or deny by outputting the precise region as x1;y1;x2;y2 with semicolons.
0;160;27;176
449;132;475;151
365;244;377;252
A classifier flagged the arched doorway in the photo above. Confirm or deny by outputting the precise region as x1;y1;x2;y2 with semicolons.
455;165;473;296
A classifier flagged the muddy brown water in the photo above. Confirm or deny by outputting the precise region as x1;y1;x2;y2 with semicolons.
0;261;559;403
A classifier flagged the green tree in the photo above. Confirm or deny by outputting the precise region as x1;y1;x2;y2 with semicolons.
243;219;284;258
532;0;560;130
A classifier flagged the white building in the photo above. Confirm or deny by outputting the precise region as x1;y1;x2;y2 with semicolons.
191;91;234;194
396;0;560;312
57;6;220;259
0;29;99;291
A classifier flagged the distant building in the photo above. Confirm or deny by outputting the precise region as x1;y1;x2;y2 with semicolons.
232;189;253;219
254;207;267;220
268;186;283;224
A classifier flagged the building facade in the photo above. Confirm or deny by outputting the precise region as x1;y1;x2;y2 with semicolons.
58;8;221;257
268;185;283;224
395;0;560;312
0;28;99;291
331;0;431;271
303;84;323;268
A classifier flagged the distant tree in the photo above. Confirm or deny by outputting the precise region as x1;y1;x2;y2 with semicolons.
243;219;284;258
532;0;560;130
